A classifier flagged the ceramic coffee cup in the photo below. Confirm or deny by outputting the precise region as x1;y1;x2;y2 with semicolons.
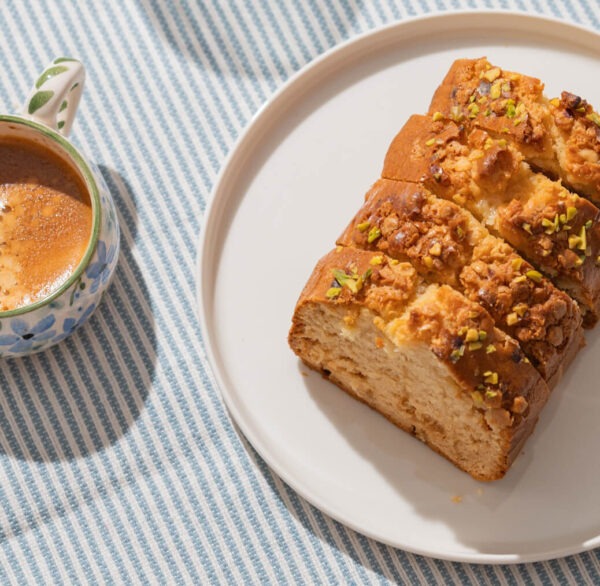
0;58;120;357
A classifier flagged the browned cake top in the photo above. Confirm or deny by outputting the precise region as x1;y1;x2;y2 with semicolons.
383;114;525;211
428;57;553;157
337;179;482;288
382;112;600;323
294;247;547;430
337;178;583;375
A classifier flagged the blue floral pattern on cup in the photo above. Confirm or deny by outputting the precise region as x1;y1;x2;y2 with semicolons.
0;315;57;354
0;58;120;359
0;167;120;358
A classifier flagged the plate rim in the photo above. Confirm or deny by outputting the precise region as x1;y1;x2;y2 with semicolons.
196;10;600;564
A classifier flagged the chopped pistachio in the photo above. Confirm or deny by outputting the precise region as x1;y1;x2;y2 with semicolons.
389;259;399;265
501;81;511;94
526;270;543;283
559;213;567;224
467;103;480;118
471;390;484;407
483;67;501;82
575;256;585;267
484;371;499;385
568;234;581;249
468;341;483;351
505;102;516;118
511;257;524;271
486;344;497;354
513;117;522;126
469;94;476;103
456;226;465;239
450;345;465;363
485;389;500;402
468;310;479;319
423;255;434;268
522;223;532;234
578;225;587;251
506;312;519;326
501;127;510;133
478;330;487;341
549;97;560;107
369;255;383;265
513;275;527;283
429;242;442;257
586;112;600;127
425;137;436;147
566;206;578;222
332;269;359;293
326;287;342;299
432;111;444;122
490;80;502;99
541;216;558;234
513;303;528;317
465;328;479;343
367;226;381;243
586;219;593;230
458;326;468;336
357;220;370;232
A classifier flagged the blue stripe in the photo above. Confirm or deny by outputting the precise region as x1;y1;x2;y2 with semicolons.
574;0;600;27
25;352;156;583
1;0;600;583
259;1;312;65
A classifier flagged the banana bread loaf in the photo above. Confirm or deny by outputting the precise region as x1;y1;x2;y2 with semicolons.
289;57;596;482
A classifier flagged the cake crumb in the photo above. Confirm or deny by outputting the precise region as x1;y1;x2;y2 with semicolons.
451;495;463;504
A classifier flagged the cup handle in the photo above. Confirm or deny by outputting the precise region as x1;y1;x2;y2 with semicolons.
22;57;85;136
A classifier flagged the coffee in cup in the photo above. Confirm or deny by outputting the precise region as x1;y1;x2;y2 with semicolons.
0;136;93;311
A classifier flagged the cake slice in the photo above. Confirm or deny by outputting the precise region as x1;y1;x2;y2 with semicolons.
428;57;600;204
381;114;600;326
288;247;550;481
337;179;584;386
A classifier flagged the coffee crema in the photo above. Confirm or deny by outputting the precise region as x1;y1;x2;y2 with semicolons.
0;138;92;312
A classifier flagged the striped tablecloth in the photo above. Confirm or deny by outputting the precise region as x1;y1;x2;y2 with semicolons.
0;1;599;584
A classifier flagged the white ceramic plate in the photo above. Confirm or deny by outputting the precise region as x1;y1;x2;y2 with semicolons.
197;12;600;564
